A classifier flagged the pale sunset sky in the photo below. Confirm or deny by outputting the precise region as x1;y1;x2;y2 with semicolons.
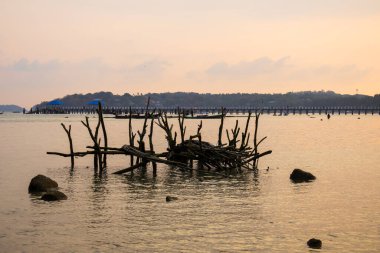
1;0;380;107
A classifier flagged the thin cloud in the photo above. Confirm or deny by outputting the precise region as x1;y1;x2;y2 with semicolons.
289;64;369;83
190;57;369;86
0;57;168;81
2;58;61;72
206;57;290;80
0;58;170;106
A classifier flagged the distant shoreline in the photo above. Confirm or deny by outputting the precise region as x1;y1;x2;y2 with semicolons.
32;91;380;109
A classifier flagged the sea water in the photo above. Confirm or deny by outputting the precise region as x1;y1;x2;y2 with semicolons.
0;113;379;252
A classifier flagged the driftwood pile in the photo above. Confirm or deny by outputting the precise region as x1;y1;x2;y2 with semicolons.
47;98;272;175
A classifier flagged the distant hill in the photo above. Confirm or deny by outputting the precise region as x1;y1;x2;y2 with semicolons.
0;104;23;112
34;91;380;108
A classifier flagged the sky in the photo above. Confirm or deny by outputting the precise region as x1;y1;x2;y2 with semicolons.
0;0;380;107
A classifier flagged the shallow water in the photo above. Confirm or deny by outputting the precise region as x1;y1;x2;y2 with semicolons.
0;113;379;252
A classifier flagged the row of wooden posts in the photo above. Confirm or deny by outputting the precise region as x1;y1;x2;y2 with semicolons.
47;98;272;176
35;106;380;115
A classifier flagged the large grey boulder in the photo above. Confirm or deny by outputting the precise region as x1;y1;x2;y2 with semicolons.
28;174;58;193
41;191;68;201
290;169;316;183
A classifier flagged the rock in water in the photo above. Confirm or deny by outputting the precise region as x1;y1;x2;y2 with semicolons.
307;238;322;249
290;169;316;183
41;191;68;201
166;196;178;202
28;175;58;193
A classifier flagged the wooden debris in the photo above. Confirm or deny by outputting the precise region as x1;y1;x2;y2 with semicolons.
47;98;272;176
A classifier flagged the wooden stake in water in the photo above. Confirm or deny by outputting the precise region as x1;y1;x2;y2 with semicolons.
97;102;108;168
61;123;74;169
148;114;157;176
129;106;136;166
81;116;102;173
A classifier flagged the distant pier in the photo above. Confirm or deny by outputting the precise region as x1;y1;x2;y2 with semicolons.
30;106;380;116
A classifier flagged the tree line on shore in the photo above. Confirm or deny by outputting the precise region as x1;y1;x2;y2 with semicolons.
35;90;380;108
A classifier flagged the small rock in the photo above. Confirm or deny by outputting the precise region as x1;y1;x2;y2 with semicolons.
307;238;322;249
28;175;58;193
41;191;68;201
290;169;316;183
166;196;178;202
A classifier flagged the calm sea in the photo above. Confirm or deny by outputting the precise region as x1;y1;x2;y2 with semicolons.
0;113;379;252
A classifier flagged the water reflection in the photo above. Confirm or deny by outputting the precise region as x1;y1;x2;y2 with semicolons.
88;174;109;213
115;163;262;197
86;173;113;229
91;173;108;193
290;181;315;194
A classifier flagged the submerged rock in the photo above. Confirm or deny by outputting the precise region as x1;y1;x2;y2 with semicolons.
166;196;178;202
290;169;316;183
28;175;58;193
41;191;68;201
307;238;322;249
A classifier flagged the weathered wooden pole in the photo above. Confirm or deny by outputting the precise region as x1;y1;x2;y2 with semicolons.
178;108;186;144
128;106;136;166
148;115;157;176
81;116;102;173
218;107;225;146
97;102;108;168
253;112;260;168
61;123;74;169
240;112;252;150
113;162;146;175
93;116;102;173
137;97;151;165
